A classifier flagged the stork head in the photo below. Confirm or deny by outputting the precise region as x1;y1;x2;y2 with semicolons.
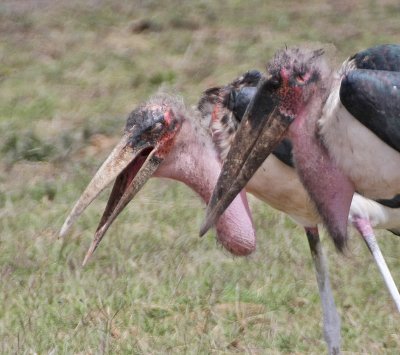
198;70;262;160
221;69;262;125
60;95;183;264
200;48;335;237
266;48;329;122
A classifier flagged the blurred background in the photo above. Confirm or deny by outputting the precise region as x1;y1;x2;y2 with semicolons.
0;0;399;353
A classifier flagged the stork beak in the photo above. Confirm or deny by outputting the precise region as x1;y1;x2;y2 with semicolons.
60;130;163;265
200;78;292;236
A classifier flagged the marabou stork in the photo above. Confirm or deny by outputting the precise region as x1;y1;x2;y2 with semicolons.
199;71;341;353
202;45;400;308
60;93;256;264
198;69;400;353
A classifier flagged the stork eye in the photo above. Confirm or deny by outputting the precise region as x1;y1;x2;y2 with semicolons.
296;73;306;84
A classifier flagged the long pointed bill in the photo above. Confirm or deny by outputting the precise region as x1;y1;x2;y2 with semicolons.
60;134;134;238
82;152;161;265
200;78;292;236
59;130;164;265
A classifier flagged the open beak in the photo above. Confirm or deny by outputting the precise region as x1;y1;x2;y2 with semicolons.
60;130;163;265
200;77;292;236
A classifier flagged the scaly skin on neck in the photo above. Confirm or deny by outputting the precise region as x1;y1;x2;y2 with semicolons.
155;118;256;255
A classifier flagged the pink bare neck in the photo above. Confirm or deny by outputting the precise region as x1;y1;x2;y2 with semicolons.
155;118;256;255
289;103;354;250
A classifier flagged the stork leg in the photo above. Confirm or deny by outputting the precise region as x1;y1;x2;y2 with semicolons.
352;217;400;312
305;227;341;355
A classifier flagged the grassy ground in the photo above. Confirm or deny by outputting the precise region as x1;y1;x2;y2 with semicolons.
0;0;399;353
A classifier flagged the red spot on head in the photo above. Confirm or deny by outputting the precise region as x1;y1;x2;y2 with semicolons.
154;109;182;159
277;68;303;118
164;109;173;125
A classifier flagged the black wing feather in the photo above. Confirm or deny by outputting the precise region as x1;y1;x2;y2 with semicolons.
352;44;400;72
340;69;400;153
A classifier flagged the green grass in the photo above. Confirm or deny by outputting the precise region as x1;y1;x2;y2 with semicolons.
1;0;400;353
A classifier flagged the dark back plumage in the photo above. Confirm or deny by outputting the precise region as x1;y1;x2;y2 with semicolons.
351;44;400;72
340;44;400;153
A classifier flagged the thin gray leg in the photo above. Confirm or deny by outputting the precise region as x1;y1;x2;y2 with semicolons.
352;217;400;312
305;227;341;355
